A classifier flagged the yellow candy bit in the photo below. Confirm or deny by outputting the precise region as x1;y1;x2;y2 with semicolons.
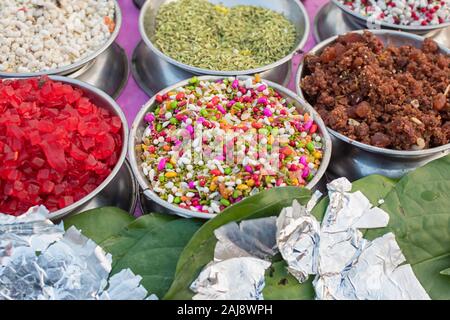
170;158;177;165
246;179;255;187
268;135;275;145
214;5;229;14
237;184;249;191
210;182;217;192
165;172;177;178
291;178;299;186
255;74;261;83
313;151;322;159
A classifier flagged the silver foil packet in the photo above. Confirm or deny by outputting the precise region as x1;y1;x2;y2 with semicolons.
192;217;277;300
190;257;271;300
214;217;278;261
276;199;321;282
0;206;150;300
277;178;429;300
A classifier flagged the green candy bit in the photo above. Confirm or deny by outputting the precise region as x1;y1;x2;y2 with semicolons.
224;167;232;175
258;128;268;135
220;198;231;207
169;101;178;109
271;127;279;135
211;116;217;121
189;77;199;84
267;145;272;152
232;190;240;199
165;163;173;170
307;173;314;182
169;117;178;125
174;196;181;204
156;123;162;132
186;85;195;90
159;175;165;182
306;142;315;152
200;109;208;117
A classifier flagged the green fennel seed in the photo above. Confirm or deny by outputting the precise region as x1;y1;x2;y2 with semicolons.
147;0;297;71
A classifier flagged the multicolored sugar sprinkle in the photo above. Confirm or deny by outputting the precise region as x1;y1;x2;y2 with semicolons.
137;77;325;214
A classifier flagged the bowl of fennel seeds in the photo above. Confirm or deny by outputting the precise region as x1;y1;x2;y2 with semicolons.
138;0;309;75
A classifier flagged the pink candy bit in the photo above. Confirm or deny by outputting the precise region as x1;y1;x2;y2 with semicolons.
157;158;167;171
301;167;310;179
299;156;308;166
232;79;239;89
197;117;205;124
263;107;272;117
186;125;194;135
244;165;253;173
227;100;236;107
216;105;226;114
144;113;155;123
188;181;195;189
257;97;268;105
304;120;313;131
257;85;267;92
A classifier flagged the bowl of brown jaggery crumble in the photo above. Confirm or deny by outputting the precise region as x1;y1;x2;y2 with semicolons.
296;30;450;180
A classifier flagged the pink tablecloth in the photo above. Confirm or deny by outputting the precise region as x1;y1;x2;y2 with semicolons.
116;0;328;126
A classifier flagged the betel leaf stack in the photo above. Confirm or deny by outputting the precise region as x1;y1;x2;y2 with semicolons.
165;156;450;300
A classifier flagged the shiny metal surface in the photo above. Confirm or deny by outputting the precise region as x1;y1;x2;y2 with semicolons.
134;0;146;8
71;42;130;99
33;76;130;221
296;29;450;181
131;41;292;97
0;0;122;78
314;2;450;47
129;76;332;219
331;0;450;35
137;0;309;76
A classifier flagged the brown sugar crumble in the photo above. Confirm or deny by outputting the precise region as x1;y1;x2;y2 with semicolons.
301;31;450;150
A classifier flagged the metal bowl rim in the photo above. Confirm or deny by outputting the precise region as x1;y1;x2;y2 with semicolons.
129;75;332;219
331;0;450;32
0;0;122;78
295;29;450;157
138;0;310;76
0;76;130;220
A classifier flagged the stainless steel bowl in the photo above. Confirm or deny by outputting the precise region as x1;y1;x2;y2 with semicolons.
2;76;130;221
0;0;122;78
331;0;450;35
129;76;332;219
296;29;450;181
138;0;310;76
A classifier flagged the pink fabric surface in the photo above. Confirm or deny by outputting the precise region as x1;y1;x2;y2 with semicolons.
116;0;329;124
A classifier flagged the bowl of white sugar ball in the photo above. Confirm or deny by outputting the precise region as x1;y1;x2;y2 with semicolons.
332;0;450;35
0;0;121;77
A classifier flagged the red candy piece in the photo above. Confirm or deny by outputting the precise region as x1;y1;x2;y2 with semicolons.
0;77;122;216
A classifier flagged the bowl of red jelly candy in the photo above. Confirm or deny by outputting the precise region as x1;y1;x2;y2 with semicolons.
0;76;128;219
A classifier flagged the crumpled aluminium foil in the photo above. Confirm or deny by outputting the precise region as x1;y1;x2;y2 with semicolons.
277;178;430;300
190;257;271;300
191;217;277;300
214;217;278;261
276;195;321;282
0;206;150;300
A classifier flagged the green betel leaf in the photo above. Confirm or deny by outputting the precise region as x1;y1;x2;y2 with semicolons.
164;186;312;300
263;260;315;300
100;213;203;298
364;156;450;300
63;207;134;244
